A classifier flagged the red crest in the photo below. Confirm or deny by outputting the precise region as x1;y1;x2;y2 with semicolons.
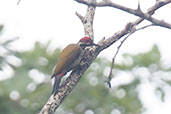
79;37;93;43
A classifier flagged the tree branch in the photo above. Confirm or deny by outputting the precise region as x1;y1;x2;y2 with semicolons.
39;6;96;114
106;24;154;87
17;0;22;5
75;0;171;29
39;1;170;114
76;6;96;40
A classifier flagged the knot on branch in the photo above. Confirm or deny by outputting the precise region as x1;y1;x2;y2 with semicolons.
125;22;134;32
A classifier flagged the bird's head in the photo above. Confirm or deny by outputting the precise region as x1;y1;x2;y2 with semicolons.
78;36;99;49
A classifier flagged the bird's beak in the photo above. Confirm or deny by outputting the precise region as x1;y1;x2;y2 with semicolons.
92;43;100;47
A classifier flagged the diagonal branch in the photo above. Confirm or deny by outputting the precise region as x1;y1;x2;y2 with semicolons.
39;6;96;114
75;0;171;29
95;0;171;53
39;1;170;114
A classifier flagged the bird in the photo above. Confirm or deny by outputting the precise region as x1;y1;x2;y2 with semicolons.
51;36;98;95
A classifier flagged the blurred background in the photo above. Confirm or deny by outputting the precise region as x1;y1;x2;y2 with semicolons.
0;0;171;114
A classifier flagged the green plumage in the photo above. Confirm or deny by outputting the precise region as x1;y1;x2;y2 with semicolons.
53;44;81;76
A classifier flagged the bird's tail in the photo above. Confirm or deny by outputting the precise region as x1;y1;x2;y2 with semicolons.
51;76;61;95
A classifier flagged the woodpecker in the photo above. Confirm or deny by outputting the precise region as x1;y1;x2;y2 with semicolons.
51;37;98;95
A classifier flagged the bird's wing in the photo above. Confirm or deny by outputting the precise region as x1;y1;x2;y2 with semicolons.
53;44;81;75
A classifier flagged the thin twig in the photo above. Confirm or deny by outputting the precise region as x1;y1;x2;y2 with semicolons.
17;0;22;5
75;12;84;23
106;24;154;87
